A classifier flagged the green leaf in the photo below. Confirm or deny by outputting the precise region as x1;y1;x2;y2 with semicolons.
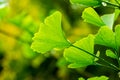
94;51;100;61
78;77;85;80
31;11;71;53
0;7;9;19
115;25;120;48
64;35;95;68
78;76;108;80
88;76;109;80
22;43;37;59
70;0;101;7
95;26;116;48
101;13;115;29
8;12;27;26
82;7;105;27
114;9;120;21
106;50;117;59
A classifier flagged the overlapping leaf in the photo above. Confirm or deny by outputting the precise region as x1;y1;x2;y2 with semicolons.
115;25;120;48
70;0;101;7
82;7;105;27
101;13;115;29
87;76;109;80
78;77;85;80
78;76;108;80
64;35;95;68
95;26;116;48
95;26;120;59
106;50;117;59
31;11;71;53
114;9;120;20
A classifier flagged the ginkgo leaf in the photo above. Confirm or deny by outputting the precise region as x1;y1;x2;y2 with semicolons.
70;0;101;7
31;11;71;53
106;50;117;59
95;26;116;48
94;51;100;61
115;25;120;48
88;76;109;80
114;9;120;21
82;7;105;27
78;77;85;80
78;76;108;80
64;35;95;68
101;13;115;29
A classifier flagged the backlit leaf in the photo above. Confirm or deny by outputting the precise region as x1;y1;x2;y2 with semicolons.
101;13;115;29
82;7;105;27
106;50;117;59
114;9;120;20
31;11;71;53
88;76;108;80
115;25;120;48
70;0;101;7
64;35;95;68
95;26;116;48
78;76;108;80
78;77;85;80
94;51;100;61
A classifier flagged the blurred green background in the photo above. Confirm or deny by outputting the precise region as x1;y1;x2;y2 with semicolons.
0;0;119;80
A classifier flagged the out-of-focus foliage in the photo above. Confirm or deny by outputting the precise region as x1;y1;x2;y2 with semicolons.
0;0;120;80
78;76;109;80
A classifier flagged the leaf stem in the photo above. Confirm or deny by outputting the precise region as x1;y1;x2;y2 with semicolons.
94;62;117;71
71;44;120;71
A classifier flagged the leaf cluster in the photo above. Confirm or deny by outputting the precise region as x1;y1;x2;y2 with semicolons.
31;0;120;79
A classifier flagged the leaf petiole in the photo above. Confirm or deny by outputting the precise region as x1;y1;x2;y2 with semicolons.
94;62;117;71
71;44;120;71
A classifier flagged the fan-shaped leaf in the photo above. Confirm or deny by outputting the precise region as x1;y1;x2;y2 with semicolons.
31;11;71;53
64;35;95;68
95;26;116;48
82;7;105;27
